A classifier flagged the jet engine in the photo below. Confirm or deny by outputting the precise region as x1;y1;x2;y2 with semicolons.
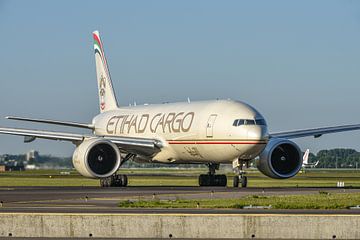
72;138;121;178
256;138;302;179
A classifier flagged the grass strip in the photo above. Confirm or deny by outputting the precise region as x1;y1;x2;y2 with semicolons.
118;192;360;209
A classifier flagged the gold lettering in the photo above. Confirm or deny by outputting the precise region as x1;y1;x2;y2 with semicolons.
150;113;161;133
115;115;125;134
156;114;166;133
106;116;120;134
138;114;149;133
123;115;133;134
128;115;138;133
181;112;195;132
120;115;129;134
164;112;175;133
172;112;184;133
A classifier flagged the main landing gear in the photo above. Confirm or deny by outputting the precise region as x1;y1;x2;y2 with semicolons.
198;163;227;186
99;153;136;187
233;159;248;188
100;174;128;187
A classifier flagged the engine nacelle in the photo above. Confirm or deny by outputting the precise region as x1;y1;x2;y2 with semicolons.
72;138;121;178
256;138;302;179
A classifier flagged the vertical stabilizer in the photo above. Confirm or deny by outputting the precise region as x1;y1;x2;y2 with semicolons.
93;31;118;112
303;149;310;165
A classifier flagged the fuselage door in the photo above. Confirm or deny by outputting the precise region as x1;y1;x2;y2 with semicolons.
206;114;217;137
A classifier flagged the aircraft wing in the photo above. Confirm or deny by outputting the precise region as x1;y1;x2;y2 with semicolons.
0;127;161;156
270;124;360;139
0;127;85;142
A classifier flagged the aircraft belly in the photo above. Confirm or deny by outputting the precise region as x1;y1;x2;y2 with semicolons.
169;143;243;163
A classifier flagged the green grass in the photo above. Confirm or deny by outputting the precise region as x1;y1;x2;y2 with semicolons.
118;192;360;209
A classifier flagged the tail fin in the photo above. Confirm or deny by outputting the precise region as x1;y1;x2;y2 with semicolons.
303;149;310;164
93;31;118;112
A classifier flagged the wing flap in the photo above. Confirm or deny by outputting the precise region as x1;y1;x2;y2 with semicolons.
270;124;360;139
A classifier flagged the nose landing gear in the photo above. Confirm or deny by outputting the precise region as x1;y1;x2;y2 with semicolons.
233;159;249;188
233;174;247;188
198;163;227;187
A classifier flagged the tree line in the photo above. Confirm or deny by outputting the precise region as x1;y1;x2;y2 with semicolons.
308;149;360;168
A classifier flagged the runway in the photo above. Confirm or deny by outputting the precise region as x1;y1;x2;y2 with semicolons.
1;186;360;214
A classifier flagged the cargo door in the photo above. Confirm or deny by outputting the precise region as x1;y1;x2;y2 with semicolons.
206;114;217;137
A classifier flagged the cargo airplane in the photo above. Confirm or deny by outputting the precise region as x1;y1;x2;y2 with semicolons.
1;31;360;187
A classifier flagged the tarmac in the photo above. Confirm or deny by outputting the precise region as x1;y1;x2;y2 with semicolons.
1;186;360;214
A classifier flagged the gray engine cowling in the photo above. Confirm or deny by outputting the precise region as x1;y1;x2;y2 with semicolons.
72;138;121;178
256;138;302;179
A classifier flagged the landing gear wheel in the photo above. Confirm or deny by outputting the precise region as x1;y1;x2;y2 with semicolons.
120;175;128;187
233;176;247;188
100;178;110;187
198;174;227;186
241;176;247;188
233;176;239;188
198;174;209;186
100;174;128;187
232;159;251;188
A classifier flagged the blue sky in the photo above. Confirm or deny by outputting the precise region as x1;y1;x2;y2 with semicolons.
1;0;360;156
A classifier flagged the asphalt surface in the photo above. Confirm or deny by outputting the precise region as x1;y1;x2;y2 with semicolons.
1;186;360;214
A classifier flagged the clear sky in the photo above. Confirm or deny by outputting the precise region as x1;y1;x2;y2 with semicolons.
1;0;360;156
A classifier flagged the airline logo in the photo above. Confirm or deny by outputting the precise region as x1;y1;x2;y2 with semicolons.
106;112;195;134
99;75;106;110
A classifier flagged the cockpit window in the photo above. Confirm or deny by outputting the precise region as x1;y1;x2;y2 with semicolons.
233;118;266;126
255;119;267;126
245;119;255;125
233;119;239;126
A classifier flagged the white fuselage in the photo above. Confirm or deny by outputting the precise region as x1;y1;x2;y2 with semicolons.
93;99;269;164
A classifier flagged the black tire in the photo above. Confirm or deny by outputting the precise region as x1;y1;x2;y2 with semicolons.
100;178;110;187
199;174;210;186
100;179;105;187
217;175;227;186
109;176;115;187
241;176;248;188
233;176;239;188
121;175;128;187
113;175;122;187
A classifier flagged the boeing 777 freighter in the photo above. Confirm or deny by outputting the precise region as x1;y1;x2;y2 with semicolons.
1;31;359;187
